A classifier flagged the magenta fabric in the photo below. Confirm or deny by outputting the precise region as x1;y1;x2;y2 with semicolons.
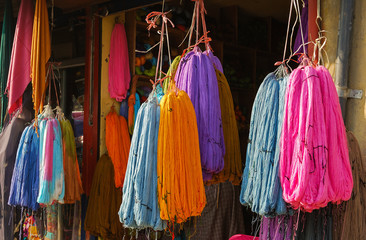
5;0;34;115
44;119;54;181
280;65;353;212
108;23;130;102
229;234;258;240
175;47;225;181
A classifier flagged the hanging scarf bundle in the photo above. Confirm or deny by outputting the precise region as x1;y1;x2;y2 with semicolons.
105;107;131;188
85;154;124;239
259;214;295;240
108;23;130;101
119;92;166;231
280;64;353;211
240;68;288;216
8;124;40;211
158;82;206;223
58;108;83;204
206;58;242;185
175;1;225;181
37;105;65;204
127;93;139;134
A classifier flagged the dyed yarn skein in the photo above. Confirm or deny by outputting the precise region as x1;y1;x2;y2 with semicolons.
175;47;225;181
240;72;288;216
280;65;353;211
8;125;40;211
157;87;206;223
108;23;130;101
106;108;131;188
119;93;166;231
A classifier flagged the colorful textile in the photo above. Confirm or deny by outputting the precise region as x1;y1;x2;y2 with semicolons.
119;92;167;230
280;65;353;211
37;118;65;204
6;0;34;115
259;215;295;240
30;0;51;117
240;72;288;216
163;55;181;93
0;0;14;128
108;23;130;101
60;119;83;203
208;69;242;185
105;108;131;188
157;85;206;223
0;117;28;240
175;47;225;181
8;124;40;210
85;154;125;239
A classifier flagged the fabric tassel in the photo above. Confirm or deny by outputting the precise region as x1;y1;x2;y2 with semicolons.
240;71;288;216
108;23;130;101
175;47;225;181
60;119;83;204
163;56;181;94
119;92;167;231
259;214;295;240
280;65;353;211
8;124;40;211
105;107;131;188
157;84;206;223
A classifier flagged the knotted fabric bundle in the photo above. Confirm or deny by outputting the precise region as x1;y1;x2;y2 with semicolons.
240;72;288;216
280;65;353;211
37;118;65;204
208;69;242;185
157;86;206;223
108;23;130;101
85;154;124;239
119;93;167;231
175;47;225;181
106;107;131;188
8;124;40;211
60;119;83;203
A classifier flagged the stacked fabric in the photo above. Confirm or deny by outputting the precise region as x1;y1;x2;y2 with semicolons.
119;93;166;231
280;65;353;211
240;71;288;216
157;84;206;223
175;47;225;181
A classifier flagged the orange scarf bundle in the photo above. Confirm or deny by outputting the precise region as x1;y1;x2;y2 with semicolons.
106;107;131;188
208;70;242;185
60;119;83;203
157;84;206;223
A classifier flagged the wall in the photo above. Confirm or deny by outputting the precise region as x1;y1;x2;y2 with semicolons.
322;0;366;168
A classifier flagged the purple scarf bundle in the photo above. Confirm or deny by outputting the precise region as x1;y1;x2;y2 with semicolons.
175;47;225;181
259;215;295;240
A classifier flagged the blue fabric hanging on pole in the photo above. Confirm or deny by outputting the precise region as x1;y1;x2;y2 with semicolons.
240;70;288;217
8;124;40;211
0;0;14;129
119;92;166;231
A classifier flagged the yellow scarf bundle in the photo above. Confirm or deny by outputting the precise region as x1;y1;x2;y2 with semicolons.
157;84;206;223
163;56;181;94
106;107;131;188
207;70;242;185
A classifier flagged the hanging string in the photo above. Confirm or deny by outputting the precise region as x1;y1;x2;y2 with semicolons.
282;0;294;63
295;0;307;55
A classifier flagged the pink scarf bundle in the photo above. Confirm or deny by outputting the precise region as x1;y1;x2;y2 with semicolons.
108;23;130;102
280;65;353;212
